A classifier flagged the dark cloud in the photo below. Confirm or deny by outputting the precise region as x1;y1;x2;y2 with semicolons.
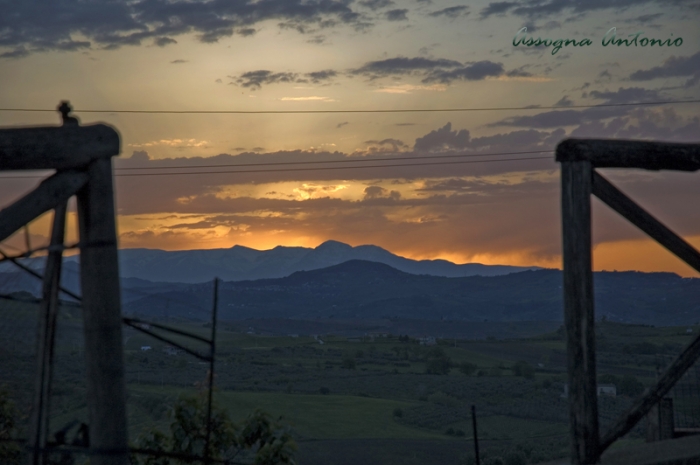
154;37;177;47
588;86;665;104
0;47;30;59
231;68;337;88
364;138;408;151
337;122;349;128
491;87;666;128
554;96;573;107
414;123;470;151
423;61;505;83
479;1;518;18
359;0;395;10
428;6;469;18
385;9;409;21
352;56;462;78
236;28;257;37
624;13;663;24
363;186;401;200
481;0;695;20
306;69;338;83
0;0;369;57
235;70;298;88
629;52;700;87
170;59;188;64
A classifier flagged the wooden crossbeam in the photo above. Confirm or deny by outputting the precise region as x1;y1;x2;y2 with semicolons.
0;124;119;171
557;139;700;171
0;169;88;244
592;171;700;274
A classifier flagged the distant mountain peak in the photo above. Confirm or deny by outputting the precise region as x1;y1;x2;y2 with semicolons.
316;240;352;250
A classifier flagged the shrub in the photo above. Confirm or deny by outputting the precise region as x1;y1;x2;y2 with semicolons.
459;362;478;375
392;408;403;418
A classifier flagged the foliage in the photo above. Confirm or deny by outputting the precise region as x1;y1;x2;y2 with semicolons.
133;392;296;465
619;375;644;397
459;362;478;376
0;387;21;465
512;361;535;379
425;347;451;375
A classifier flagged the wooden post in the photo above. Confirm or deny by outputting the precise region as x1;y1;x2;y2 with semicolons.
471;404;480;465
561;160;599;464
31;203;67;465
77;157;128;465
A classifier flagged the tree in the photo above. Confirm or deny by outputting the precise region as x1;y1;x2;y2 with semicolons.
425;347;451;375
459;362;477;376
133;392;296;465
512;361;535;379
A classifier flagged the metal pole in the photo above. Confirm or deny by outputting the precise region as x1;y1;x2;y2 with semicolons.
471;404;480;465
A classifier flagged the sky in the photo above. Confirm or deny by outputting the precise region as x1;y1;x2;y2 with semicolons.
1;0;699;276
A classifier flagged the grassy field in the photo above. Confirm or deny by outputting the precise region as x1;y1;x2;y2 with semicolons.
2;297;699;464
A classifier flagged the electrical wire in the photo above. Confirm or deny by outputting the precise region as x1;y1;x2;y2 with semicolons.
0;99;698;114
114;149;554;170
0;155;553;179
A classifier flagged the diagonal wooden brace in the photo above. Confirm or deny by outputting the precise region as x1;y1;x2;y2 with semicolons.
0;169;88;244
592;171;700;274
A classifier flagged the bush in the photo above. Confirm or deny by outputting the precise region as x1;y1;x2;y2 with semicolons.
392;408;403;418
459;361;478;375
512;361;535;379
133;392;296;465
425;347;451;375
619;375;644;397
341;357;356;369
319;387;330;395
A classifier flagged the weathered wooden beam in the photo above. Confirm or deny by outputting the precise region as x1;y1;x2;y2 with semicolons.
592;171;700;274
557;139;700;171
0;124;120;171
30;203;67;465
77;158;128;465
0;169;88;244
561;160;600;464
600;330;700;453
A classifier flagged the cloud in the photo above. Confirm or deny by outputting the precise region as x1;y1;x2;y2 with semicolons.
481;0;695;19
423;61;505;83
374;83;446;93
154;37;177;47
0;0;370;57
231;68;337;89
305;69;338;83
554;96;573;107
336;122;349;128
429;6;469;18
352;56;463;78
490;87;666;128
234;70;298;89
363;186;401;200
479;1;518;18
414;123;470;151
129;139;209;148
385;9;409;21
170;59;187;64
629;51;700;87
364;138;409;152
280;96;336;101
359;0;395;10
587;86;665;104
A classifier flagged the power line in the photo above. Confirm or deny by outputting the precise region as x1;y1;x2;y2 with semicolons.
0;155;553;179
114;149;553;171
0;99;699;114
